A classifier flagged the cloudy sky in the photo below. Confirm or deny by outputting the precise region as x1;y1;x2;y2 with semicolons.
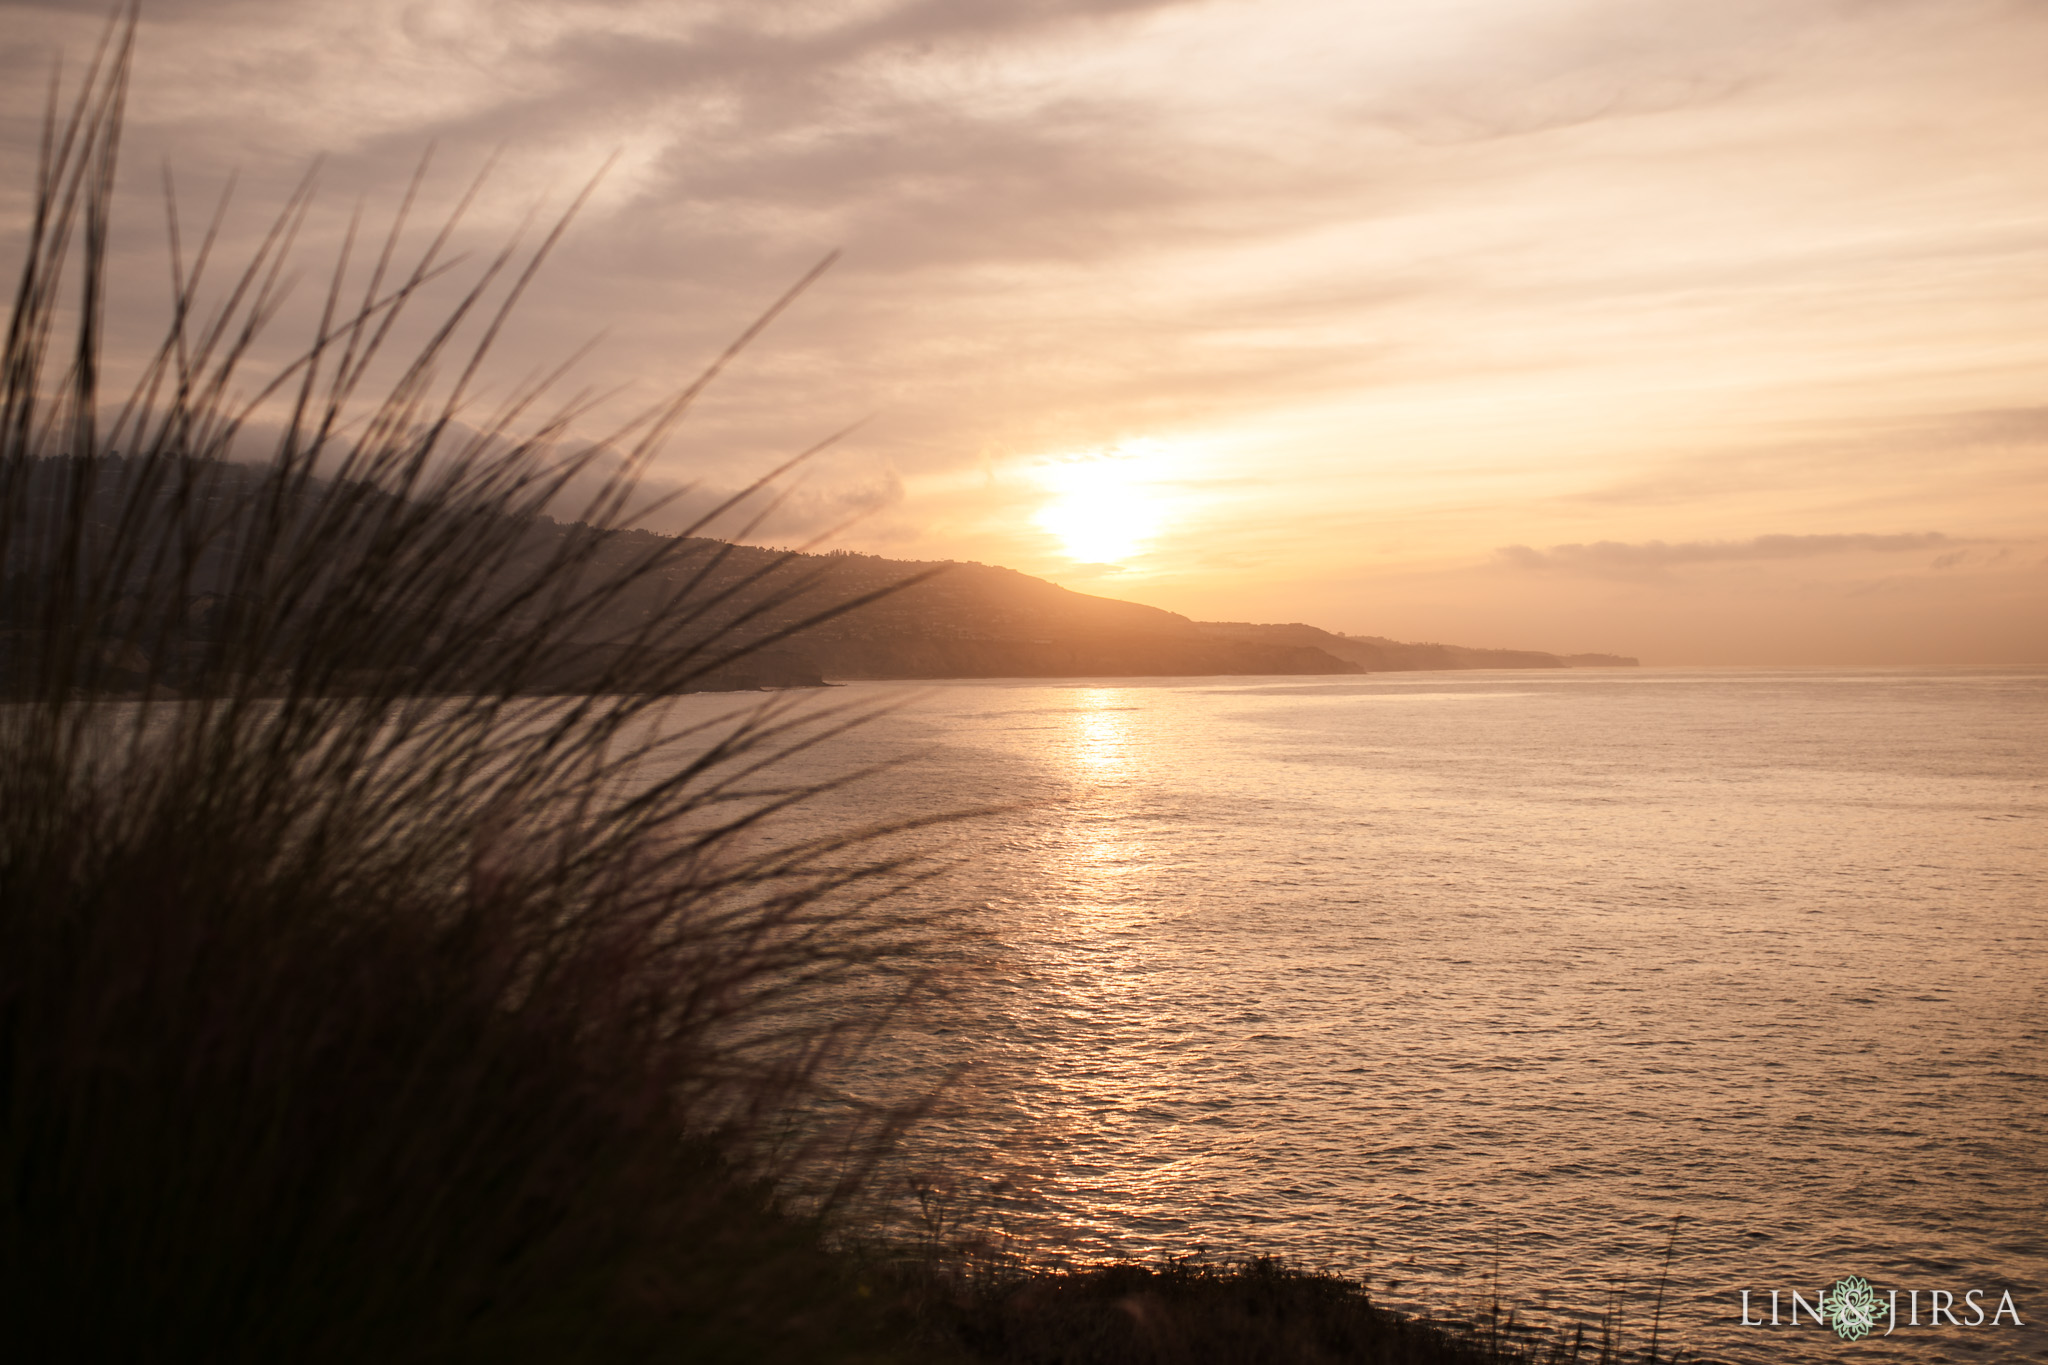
5;0;2046;663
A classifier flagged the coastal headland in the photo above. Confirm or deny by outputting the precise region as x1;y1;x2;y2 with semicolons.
516;530;1638;688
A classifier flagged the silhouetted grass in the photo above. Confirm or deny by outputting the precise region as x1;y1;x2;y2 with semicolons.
877;1253;1692;1365
850;1171;1694;1364
1;10;960;1361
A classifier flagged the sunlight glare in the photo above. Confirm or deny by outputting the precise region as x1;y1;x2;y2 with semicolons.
1032;444;1173;564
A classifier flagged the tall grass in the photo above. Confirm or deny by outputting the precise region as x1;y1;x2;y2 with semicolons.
0;11;958;1361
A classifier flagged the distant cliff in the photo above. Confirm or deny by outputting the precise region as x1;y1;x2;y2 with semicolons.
499;535;1635;684
757;558;1359;680
1192;622;1638;673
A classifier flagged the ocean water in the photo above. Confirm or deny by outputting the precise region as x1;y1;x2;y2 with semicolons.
669;667;2048;1362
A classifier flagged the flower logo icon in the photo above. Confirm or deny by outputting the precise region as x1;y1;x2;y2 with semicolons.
1823;1275;1880;1342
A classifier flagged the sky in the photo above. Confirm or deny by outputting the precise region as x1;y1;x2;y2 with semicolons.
4;0;2046;664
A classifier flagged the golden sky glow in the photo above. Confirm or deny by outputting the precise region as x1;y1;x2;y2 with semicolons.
3;0;2045;663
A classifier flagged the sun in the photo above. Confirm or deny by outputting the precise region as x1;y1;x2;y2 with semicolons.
1032;446;1172;564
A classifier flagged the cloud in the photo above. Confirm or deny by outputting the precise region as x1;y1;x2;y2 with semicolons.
1496;531;1959;576
1571;407;2048;513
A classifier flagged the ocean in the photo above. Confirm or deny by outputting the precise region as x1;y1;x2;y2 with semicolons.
664;666;2048;1362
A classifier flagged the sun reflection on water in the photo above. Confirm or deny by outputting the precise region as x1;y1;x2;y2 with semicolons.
1047;691;1163;932
1065;691;1136;776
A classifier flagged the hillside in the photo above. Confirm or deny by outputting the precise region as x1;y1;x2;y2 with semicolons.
2;458;1634;690
538;535;1636;682
507;537;1363;682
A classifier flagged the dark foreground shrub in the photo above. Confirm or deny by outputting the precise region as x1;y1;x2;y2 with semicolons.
912;1257;1642;1365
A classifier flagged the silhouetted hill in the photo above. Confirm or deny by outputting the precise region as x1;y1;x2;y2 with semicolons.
724;553;1362;680
532;539;1363;681
5;458;1631;689
554;539;1635;682
202;517;1634;684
